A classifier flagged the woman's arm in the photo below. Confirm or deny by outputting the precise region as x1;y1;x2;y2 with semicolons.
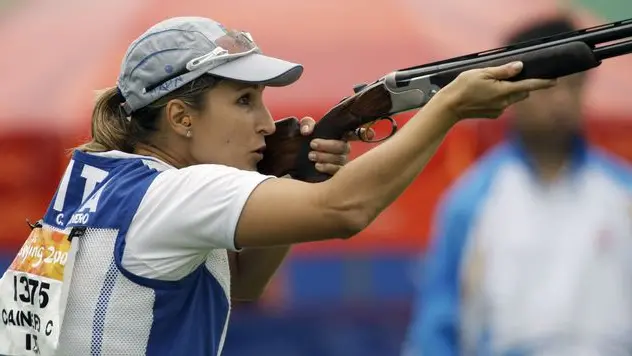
227;102;452;300
235;62;555;248
229;135;447;301
234;100;453;247
228;116;355;301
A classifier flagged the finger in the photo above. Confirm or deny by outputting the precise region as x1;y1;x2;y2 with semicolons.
504;78;557;94
343;131;358;141
470;108;505;119
345;127;376;141
491;92;529;110
314;162;340;175
482;61;525;80
310;139;350;155
308;151;348;165
475;109;505;120
299;116;316;135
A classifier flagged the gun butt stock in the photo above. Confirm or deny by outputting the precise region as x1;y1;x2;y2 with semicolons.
255;114;347;182
257;84;394;183
428;41;600;87
257;117;304;177
292;84;394;183
256;116;337;182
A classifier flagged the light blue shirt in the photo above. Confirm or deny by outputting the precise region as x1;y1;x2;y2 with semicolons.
404;136;632;356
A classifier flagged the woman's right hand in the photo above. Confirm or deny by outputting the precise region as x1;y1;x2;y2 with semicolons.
433;61;557;121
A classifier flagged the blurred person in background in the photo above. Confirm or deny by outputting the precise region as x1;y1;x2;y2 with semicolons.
0;15;554;356
403;16;632;356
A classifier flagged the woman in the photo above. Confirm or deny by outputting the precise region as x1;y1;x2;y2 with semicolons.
0;16;555;356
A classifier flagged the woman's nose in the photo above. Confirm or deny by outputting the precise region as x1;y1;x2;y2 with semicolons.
256;110;276;136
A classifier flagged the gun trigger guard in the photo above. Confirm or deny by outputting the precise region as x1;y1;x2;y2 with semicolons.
355;116;398;143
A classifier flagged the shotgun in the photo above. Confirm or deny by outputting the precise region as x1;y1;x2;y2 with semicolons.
257;17;632;182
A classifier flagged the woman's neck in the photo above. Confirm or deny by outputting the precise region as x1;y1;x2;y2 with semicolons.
133;143;190;169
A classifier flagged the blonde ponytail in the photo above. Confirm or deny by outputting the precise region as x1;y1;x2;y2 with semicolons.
76;87;135;153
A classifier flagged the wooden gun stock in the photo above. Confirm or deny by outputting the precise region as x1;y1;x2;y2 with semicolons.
257;116;303;178
257;84;393;182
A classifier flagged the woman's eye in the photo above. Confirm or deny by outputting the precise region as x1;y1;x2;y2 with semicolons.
237;93;252;106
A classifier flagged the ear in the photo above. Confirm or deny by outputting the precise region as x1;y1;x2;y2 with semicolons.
165;99;193;138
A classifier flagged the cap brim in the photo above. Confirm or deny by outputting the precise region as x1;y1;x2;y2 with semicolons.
206;53;303;87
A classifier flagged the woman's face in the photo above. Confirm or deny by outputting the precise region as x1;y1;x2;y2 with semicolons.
186;80;276;171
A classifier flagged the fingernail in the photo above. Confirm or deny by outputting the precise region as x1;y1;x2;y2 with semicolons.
301;125;309;134
308;152;317;161
315;163;323;171
310;140;318;149
510;61;523;71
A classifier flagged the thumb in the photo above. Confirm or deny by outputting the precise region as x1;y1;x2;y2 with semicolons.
299;116;316;135
482;61;524;80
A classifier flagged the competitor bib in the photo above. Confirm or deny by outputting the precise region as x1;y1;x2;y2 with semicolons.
0;222;83;355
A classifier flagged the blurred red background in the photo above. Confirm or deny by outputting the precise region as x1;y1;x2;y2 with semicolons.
1;0;630;256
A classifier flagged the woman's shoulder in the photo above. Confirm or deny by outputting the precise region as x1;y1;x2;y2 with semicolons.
47;150;173;229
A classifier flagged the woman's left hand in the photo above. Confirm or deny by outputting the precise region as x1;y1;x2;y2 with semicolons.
298;116;374;176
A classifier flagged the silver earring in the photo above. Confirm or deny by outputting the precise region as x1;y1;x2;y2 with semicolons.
186;130;192;138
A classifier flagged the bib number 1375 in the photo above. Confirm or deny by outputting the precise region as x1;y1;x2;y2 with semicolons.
13;275;50;309
0;226;76;355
